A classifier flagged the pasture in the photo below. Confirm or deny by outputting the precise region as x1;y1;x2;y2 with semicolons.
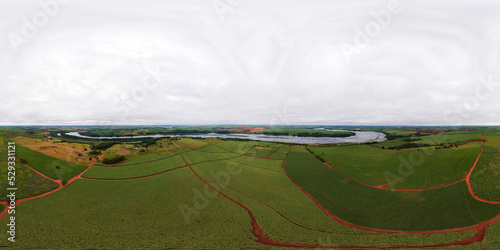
11;142;88;183
0;128;498;249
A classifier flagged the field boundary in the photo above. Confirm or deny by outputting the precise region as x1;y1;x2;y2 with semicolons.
466;144;500;204
186;150;497;248
80;165;188;181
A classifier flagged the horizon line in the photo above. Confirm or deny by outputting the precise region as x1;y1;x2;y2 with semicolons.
0;124;499;127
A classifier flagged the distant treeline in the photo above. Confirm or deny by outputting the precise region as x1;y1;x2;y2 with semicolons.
80;129;218;137
263;132;355;137
385;143;431;150
385;132;428;140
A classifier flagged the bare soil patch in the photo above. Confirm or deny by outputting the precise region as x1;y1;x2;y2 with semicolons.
116;150;131;155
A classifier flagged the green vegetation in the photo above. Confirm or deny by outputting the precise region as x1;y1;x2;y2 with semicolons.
456;219;500;249
417;132;482;145
182;145;240;165
388;147;480;189
470;145;500;201
267;147;290;160
191;157;477;246
0;143;60;200
83;154;187;179
10;141;88;183
101;155;126;165
262;127;354;137
0;169;256;249
1;127;499;248
284;151;500;231
308;145;416;186
102;152;177;166
216;141;257;154
245;147;275;158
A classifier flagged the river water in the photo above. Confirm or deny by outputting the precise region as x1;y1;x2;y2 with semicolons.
64;129;385;145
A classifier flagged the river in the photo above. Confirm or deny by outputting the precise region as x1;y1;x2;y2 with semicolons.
64;129;385;145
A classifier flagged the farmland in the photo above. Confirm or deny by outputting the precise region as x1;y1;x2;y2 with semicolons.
6;140;88;183
470;145;500;201
11;136;93;165
0;126;499;249
0;137;60;199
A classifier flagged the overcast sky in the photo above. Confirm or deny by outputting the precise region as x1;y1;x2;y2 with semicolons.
1;0;500;126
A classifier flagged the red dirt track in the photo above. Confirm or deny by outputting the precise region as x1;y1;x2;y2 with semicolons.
0;151;106;219
309;151;466;192
465;145;500;204
80;165;188;181
15;155;63;186
184;151;499;248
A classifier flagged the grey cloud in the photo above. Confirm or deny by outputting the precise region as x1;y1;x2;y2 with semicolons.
1;0;499;125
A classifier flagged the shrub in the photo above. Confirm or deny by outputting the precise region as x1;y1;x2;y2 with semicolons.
102;155;126;165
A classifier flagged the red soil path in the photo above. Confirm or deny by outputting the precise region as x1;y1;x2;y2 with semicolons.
465;145;500;204
264;146;285;159
279;151;496;234
16;155;63;186
194;165;337;234
3;142;499;248
80;165;188;181
95;143;215;167
324;160;466;192
214;144;282;161
226;158;282;173
0;152;106;220
308;150;465;192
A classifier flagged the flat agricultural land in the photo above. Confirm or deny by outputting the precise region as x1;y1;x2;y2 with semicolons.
11;136;93;165
1;127;499;249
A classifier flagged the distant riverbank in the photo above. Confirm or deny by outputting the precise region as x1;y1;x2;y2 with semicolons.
64;130;386;144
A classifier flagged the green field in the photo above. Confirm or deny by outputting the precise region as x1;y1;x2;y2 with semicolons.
0;143;60;200
82;154;187;179
283;151;500;231
0;169;257;249
244;147;275;158
216;141;257;154
388;147;481;189
417;132;483;145
0;127;499;249
182;145;240;165
191;159;476;246
308;145;416;186
6;139;88;183
470;145;500;201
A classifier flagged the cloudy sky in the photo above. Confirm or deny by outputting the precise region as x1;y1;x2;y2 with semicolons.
1;0;500;126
